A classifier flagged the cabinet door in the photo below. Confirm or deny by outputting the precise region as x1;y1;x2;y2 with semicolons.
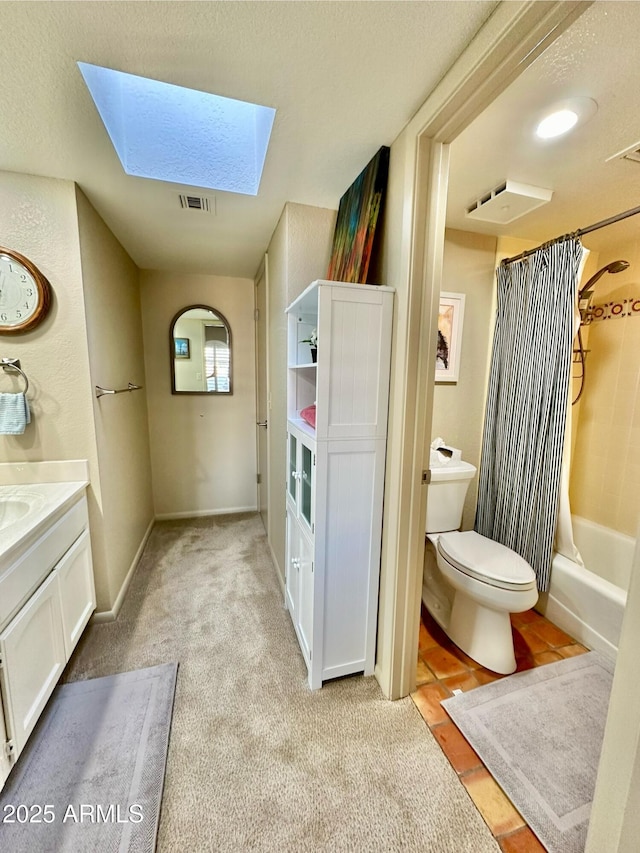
287;431;298;504
297;529;314;667
0;571;65;758
55;530;96;659
300;440;314;533
0;693;12;792
285;510;299;622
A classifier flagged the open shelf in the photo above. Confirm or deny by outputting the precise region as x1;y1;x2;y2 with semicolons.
288;416;316;441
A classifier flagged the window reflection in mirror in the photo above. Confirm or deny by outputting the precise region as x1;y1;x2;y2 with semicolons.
170;305;232;394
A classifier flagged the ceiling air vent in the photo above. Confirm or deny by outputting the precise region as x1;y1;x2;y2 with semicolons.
178;194;214;213
465;180;553;224
606;140;640;164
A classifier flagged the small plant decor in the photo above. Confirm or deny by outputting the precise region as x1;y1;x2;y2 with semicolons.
301;328;318;362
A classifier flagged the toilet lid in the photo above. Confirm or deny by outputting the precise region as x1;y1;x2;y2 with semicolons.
437;531;537;591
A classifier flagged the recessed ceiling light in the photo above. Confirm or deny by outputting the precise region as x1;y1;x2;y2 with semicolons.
536;109;578;139
78;62;276;195
534;97;598;141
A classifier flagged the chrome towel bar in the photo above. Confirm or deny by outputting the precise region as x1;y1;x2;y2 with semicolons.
95;382;143;399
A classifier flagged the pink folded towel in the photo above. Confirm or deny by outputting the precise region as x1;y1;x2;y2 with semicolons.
300;404;316;429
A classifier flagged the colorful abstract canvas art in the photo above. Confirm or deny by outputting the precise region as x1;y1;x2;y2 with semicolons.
326;146;390;284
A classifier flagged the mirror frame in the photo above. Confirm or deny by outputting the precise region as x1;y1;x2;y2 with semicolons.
170;304;233;395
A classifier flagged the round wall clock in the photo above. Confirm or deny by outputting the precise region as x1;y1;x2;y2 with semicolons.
0;246;52;334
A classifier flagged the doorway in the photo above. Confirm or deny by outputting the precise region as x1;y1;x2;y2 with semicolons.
255;258;270;536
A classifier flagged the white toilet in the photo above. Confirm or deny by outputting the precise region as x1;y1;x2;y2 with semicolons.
423;444;538;674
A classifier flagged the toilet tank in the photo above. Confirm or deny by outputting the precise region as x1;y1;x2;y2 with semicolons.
426;458;477;533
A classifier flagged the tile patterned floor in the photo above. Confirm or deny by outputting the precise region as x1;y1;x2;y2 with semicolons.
411;604;589;853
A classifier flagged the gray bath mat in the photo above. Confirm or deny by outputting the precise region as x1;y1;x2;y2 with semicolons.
442;651;613;853
0;662;178;853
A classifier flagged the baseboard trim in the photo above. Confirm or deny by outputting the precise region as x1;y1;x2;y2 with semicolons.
269;539;285;597
155;505;257;521
92;516;155;623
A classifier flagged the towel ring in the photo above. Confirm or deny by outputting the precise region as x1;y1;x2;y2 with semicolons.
1;359;29;395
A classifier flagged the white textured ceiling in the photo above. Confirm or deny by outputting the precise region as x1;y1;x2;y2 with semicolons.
0;0;497;278
447;1;640;254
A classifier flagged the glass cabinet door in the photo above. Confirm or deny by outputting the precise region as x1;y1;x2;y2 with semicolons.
288;433;298;502
301;443;313;527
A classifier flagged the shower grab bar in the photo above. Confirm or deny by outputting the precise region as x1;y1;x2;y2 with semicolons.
95;382;143;399
1;358;29;394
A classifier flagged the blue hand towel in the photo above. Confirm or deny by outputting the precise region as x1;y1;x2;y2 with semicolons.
0;392;31;435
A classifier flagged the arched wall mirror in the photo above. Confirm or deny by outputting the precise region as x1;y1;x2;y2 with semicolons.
170;305;233;395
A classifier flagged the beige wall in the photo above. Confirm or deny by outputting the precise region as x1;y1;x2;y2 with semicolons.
432;229;497;529
140;270;257;517
0;171;107;598
0;172;96;463
570;236;640;536
0;171;154;614
76;187;154;610
375;126;424;697
265;202;336;582
265;209;288;581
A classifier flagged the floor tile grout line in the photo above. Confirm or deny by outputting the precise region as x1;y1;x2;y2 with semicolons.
414;607;589;853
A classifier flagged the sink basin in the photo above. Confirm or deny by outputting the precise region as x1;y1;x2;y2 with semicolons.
0;489;47;533
0;498;31;530
0;480;88;582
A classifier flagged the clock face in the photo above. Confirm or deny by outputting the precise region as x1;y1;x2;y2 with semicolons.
0;248;51;333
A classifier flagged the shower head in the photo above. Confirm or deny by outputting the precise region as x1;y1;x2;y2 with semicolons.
574;258;630;406
606;259;631;274
579;259;630;299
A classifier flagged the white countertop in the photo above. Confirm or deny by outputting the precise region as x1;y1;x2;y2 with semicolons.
0;481;88;573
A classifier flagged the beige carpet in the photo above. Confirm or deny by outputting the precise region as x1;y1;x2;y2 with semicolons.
65;513;500;852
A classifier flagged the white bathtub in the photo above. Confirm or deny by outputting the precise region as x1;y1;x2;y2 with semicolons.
538;516;636;661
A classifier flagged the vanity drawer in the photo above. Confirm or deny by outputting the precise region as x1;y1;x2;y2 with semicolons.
0;497;88;632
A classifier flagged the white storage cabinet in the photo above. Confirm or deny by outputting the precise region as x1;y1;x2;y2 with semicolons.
0;493;95;791
285;280;394;689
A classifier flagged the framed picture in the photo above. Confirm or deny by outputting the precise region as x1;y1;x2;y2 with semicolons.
326;146;390;284
436;292;465;383
174;337;190;359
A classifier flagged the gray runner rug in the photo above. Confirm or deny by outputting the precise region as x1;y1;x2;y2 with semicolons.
442;651;613;853
0;662;178;853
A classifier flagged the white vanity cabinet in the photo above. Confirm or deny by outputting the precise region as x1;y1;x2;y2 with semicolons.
0;490;95;791
55;528;95;657
0;571;67;758
285;280;394;689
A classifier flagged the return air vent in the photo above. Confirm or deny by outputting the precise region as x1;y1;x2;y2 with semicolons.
178;194;214;213
465;180;553;224
606;140;640;165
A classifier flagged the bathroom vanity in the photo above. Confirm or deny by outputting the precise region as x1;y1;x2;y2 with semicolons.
285;280;394;689
0;466;95;792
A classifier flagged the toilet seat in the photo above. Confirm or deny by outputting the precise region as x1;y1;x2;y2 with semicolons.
437;531;536;591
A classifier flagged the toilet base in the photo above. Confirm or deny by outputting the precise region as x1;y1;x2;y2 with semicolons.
448;594;516;674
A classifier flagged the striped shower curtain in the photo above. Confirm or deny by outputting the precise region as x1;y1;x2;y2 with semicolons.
475;238;583;591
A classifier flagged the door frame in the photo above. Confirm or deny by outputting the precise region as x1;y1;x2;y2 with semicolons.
254;254;271;540
375;0;591;701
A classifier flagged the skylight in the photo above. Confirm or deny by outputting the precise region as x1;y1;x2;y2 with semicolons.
78;62;275;195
